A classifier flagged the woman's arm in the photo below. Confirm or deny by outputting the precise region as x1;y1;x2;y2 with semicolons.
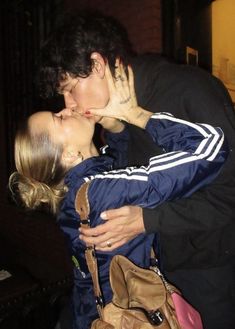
80;113;227;250
79;63;228;250
86;114;226;209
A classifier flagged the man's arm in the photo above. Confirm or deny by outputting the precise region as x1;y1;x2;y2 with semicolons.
143;178;234;235
79;172;233;250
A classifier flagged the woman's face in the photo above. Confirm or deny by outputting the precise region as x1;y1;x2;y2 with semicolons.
28;109;96;159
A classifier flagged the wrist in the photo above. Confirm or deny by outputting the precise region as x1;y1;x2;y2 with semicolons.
127;106;152;129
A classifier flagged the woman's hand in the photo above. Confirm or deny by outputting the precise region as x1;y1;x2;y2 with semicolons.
87;61;151;128
96;62;136;132
86;61;140;120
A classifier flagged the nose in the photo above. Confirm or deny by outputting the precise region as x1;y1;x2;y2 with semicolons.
64;92;77;109
55;107;73;117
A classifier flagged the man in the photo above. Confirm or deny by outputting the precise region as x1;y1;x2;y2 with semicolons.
39;11;235;329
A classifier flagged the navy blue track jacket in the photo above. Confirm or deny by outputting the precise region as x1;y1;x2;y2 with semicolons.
57;113;227;329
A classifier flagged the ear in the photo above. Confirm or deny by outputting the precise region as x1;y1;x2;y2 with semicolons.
91;52;106;78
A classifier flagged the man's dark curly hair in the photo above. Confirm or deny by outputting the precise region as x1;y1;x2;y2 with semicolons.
38;10;134;98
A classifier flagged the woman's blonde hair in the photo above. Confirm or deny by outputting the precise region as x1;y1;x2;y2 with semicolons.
9;119;68;214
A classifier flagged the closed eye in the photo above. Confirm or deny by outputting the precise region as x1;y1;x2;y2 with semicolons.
53;113;64;122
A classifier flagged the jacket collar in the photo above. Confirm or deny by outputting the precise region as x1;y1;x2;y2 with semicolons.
64;155;114;188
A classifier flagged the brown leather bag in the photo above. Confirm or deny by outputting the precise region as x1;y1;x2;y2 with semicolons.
75;182;184;329
91;254;181;329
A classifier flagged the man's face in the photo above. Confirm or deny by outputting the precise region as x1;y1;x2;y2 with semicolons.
60;70;110;118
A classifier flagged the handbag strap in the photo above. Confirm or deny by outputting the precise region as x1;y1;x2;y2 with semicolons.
75;182;176;314
75;181;104;318
150;247;177;294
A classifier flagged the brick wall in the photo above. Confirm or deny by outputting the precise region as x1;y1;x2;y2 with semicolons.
64;0;162;54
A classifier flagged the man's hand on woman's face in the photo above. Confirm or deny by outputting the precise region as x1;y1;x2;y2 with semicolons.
79;205;145;251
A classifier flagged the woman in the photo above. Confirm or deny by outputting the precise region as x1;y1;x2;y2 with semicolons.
9;66;227;329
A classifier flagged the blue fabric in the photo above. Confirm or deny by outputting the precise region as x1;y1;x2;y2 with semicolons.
57;113;228;329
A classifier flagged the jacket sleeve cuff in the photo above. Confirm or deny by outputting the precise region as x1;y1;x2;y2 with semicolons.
142;207;160;233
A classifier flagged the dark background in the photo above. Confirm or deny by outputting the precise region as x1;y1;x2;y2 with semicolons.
0;1;214;328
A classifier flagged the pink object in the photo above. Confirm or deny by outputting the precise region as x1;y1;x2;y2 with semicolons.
171;292;204;329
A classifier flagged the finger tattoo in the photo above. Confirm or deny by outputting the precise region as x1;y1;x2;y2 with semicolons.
120;96;131;104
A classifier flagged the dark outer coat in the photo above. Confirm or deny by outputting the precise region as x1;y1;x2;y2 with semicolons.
128;54;235;270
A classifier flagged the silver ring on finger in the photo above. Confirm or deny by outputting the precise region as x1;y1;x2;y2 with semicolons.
115;74;125;82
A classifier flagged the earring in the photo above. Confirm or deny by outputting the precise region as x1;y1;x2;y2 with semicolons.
78;151;84;161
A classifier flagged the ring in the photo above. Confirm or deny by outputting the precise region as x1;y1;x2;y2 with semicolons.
115;74;125;82
106;241;112;248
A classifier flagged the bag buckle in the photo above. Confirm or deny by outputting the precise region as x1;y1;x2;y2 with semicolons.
96;295;104;308
146;310;164;326
80;218;90;225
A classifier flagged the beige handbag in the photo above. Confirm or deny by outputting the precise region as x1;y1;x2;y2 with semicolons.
75;182;203;329
91;253;181;329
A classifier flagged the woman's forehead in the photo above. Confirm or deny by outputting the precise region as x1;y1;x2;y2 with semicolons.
28;111;52;131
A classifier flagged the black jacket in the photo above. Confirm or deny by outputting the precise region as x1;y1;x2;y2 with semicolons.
127;54;235;270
